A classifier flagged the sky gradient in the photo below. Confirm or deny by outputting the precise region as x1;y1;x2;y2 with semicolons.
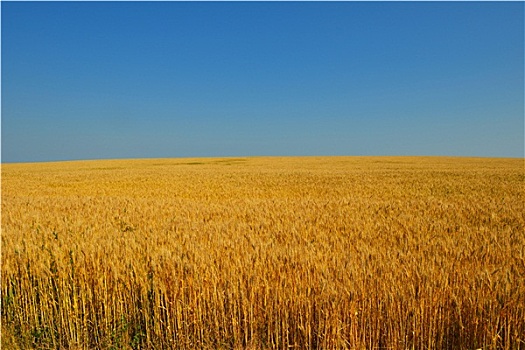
2;2;524;162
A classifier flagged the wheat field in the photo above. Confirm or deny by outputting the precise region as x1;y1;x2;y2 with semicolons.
1;156;524;349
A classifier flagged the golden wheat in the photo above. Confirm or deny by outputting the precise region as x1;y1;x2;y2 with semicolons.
2;156;524;349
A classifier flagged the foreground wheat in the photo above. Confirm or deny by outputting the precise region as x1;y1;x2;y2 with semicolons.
2;156;524;349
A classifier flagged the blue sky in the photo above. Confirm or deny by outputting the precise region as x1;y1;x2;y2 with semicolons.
2;1;523;162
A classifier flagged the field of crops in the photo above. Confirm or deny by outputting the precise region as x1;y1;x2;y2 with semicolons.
2;156;524;349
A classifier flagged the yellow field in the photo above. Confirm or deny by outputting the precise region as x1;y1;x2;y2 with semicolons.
2;156;524;349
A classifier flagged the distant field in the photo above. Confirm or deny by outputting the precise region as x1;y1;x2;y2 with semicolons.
2;156;524;349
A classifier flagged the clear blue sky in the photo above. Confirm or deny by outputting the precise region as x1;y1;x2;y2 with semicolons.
2;1;523;162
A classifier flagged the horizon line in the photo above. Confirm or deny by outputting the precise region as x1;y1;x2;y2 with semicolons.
2;154;524;165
